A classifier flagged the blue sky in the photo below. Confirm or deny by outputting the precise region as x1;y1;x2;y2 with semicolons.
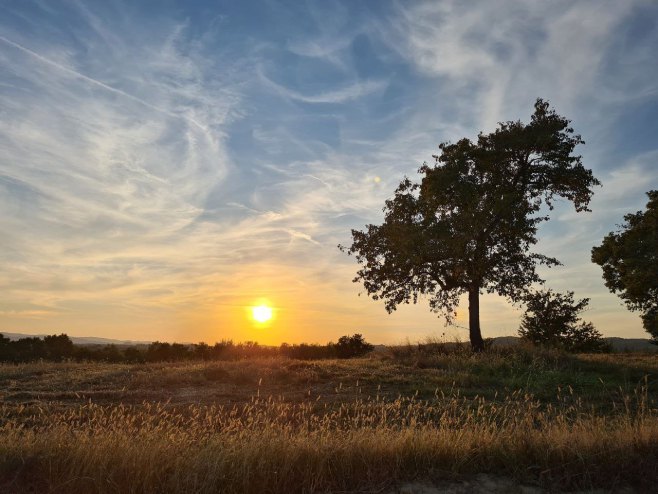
1;0;657;344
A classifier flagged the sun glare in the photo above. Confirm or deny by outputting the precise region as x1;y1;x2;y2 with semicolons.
251;304;273;323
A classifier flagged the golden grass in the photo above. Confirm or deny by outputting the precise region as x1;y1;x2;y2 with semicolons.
1;352;657;492
1;389;657;492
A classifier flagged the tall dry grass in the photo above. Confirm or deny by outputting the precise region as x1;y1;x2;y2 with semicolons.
1;384;657;493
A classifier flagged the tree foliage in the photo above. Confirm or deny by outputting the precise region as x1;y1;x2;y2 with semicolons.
592;191;658;340
342;99;600;351
0;333;75;362
519;290;609;352
334;333;374;358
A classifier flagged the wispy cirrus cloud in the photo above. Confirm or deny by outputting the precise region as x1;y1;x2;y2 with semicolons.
259;71;388;104
0;3;246;339
0;35;212;134
380;0;648;130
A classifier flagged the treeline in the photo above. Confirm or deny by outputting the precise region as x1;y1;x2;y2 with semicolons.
0;333;374;363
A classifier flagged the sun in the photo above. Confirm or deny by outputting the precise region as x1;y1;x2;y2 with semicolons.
251;304;273;323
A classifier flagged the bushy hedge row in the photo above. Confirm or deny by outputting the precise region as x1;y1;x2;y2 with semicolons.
0;333;374;363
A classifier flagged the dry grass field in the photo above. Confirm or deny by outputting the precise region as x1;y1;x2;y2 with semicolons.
1;345;657;493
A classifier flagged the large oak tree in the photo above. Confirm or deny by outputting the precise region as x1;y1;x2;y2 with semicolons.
343;99;600;351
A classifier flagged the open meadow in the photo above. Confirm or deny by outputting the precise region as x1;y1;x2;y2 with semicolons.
1;345;657;493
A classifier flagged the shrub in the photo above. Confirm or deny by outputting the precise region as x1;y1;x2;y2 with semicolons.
519;290;609;352
334;333;374;358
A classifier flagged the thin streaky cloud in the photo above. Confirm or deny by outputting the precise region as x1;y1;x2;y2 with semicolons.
0;35;210;134
258;68;388;104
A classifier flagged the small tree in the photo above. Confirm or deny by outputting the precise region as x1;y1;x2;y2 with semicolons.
334;334;374;358
146;341;172;362
0;334;11;362
43;333;74;361
342;99;600;351
592;191;658;341
519;290;608;352
194;342;212;360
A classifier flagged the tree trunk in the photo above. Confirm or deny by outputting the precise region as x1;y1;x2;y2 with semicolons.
468;286;485;352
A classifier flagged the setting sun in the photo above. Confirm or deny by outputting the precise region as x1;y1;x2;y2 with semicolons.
251;305;273;323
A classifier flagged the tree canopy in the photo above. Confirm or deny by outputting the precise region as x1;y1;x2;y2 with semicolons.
592;191;658;340
343;99;600;351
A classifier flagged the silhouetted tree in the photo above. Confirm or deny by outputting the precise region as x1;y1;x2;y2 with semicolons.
170;343;191;360
280;342;335;359
519;290;608;352
592;191;658;341
96;345;123;362
147;341;172;362
0;334;11;361
13;337;45;361
123;346;145;363
334;334;374;358
194;342;211;360
211;340;234;359
342;99;599;351
43;333;74;361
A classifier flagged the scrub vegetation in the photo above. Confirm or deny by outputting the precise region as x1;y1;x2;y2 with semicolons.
1;345;657;493
0;333;374;363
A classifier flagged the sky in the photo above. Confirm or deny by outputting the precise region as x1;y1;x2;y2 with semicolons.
1;0;657;345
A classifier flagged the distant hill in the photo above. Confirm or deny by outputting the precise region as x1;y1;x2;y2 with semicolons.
489;335;658;352
489;336;522;347
604;337;658;353
0;332;151;346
